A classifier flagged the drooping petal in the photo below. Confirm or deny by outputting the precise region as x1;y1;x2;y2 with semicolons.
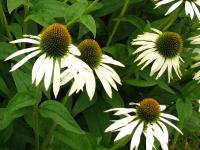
145;125;154;150
44;57;54;90
5;47;39;61
10;38;40;44
10;50;40;72
95;68;112;98
32;54;46;83
130;122;144;150
53;59;60;97
159;117;183;134
102;55;125;67
160;113;179;121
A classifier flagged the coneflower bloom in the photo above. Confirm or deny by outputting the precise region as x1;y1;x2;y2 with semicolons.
105;98;183;150
61;39;124;100
5;23;88;97
131;28;183;82
155;0;200;20
188;34;200;83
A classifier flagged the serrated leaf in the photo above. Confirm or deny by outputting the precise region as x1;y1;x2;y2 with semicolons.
79;15;96;38
39;100;84;135
176;98;192;122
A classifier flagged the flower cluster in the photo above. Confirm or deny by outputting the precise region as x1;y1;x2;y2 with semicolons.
5;1;200;149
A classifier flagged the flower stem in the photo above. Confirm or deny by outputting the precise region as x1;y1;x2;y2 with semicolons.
0;1;12;41
159;7;182;31
67;0;99;27
106;0;130;46
33;87;42;150
40;89;71;150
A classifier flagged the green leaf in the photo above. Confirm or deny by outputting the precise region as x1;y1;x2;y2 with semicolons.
7;0;29;13
176;98;192;122
72;92;96;117
26;0;68;26
0;42;16;60
123;79;157;87
65;1;88;24
79;15;96;38
0;92;35;130
103;91;124;108
8;23;22;39
12;69;35;93
0;75;10;97
39;100;84;134
7;92;36;112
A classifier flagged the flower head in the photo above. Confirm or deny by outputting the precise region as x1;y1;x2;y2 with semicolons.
61;39;124;100
5;23;86;97
105;98;183;150
155;0;200;20
131;28;183;82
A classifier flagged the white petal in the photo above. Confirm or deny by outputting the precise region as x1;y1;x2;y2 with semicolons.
85;71;96;100
160;105;167;111
155;0;175;8
191;2;200;20
156;60;168;79
145;125;154;150
10;38;40;44
101;64;121;84
32;54;46;83
159;117;183;134
98;66;118;90
105;116;135;132
68;44;81;56
135;48;156;62
133;44;156;54
10;51;40;72
5;47;39;61
35;57;49;86
44;57;54;90
53;59;61;98
158;121;169;143
60;69;74;85
150;55;165;76
152;124;168;150
130;122;144;150
160;113;179;121
114;108;136;115
114;119;140;141
23;35;41;40
165;1;183;15
102;55;125;67
95;68;112;98
185;1;194;19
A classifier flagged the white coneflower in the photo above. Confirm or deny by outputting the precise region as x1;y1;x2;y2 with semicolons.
188;34;200;83
155;0;200;20
61;39;124;100
105;98;183;150
131;28;183;82
5;23;88;97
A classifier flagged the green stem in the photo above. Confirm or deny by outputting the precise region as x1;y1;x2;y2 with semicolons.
67;0;99;27
34;87;42;150
0;1;12;41
40;89;70;150
159;7;182;31
106;0;130;46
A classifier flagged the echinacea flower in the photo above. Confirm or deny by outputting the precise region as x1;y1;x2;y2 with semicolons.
61;39;124;100
188;34;200;83
5;23;88;97
155;0;200;20
131;28;183;82
105;98;183;150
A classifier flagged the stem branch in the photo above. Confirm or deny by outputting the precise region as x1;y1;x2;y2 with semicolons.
106;0;130;46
